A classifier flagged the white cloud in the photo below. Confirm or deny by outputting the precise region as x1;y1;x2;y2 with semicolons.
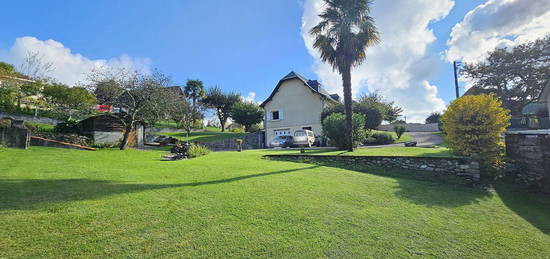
0;36;151;86
301;0;452;122
242;91;257;103
446;0;550;63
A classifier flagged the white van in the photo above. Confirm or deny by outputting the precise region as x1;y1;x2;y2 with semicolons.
293;130;315;147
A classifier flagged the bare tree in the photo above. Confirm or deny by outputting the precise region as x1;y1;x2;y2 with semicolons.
19;51;54;80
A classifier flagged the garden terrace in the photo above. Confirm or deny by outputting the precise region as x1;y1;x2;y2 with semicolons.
1;147;549;257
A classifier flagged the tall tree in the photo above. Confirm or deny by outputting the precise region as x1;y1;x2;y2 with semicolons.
201;86;240;132
310;0;380;151
461;36;550;115
89;69;173;149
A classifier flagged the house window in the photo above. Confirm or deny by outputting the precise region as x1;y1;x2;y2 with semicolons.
271;110;280;120
302;127;312;131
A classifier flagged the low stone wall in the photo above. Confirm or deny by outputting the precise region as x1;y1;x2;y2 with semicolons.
0;127;30;149
0;113;61;125
505;130;550;192
264;154;480;182
378;123;439;132
30;136;96;151
203;131;265;151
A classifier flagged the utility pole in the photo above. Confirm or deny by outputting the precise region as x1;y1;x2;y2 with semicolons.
453;61;460;99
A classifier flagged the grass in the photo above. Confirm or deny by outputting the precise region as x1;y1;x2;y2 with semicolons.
270;146;456;157
370;129;413;143
154;127;245;143
1;147;549;258
152;120;179;129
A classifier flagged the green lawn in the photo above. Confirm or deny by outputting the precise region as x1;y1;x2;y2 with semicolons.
270;146;456;157
1;147;549;258
154;128;245;143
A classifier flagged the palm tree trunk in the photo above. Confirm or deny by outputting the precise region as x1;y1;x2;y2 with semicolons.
342;65;354;152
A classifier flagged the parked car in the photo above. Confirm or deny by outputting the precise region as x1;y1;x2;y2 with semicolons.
270;135;294;148
293;130;315;147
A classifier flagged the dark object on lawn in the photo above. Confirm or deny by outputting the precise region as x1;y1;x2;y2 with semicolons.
404;141;417;147
300;148;305;153
163;141;191;160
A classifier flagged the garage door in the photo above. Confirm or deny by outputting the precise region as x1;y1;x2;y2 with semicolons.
274;129;291;136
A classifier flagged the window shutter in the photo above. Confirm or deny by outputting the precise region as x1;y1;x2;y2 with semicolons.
279;109;284;120
266;112;270;121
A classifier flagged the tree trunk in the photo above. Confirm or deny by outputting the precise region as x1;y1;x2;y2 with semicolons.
119;114;135;150
342;66;354;152
218;111;226;132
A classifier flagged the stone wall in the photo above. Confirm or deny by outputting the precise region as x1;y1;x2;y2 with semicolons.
505;130;550;192
30;136;96;151
0;126;30;149
378;123;439;132
203;131;265;151
264;154;480;182
0;113;61;125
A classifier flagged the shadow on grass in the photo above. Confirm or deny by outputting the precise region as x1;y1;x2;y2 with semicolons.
494;182;550;234
0;165;319;211
271;158;492;208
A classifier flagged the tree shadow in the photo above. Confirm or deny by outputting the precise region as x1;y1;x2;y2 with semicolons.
0;165;318;211
494;182;550;234
271;158;492;208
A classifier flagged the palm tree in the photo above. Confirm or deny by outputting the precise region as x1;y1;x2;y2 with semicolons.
310;0;380;151
183;79;206;110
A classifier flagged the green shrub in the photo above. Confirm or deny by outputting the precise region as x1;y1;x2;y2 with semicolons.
393;125;406;140
24;122;55;134
188;144;210;158
364;132;395;145
230;128;244;133
322;113;366;149
54;119;81;134
441;94;510;175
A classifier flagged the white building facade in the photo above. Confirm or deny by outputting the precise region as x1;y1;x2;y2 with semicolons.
260;71;339;147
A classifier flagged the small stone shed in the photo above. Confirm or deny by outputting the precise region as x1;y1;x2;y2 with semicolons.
79;114;144;147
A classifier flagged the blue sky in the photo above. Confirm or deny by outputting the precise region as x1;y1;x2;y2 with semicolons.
1;0;549;121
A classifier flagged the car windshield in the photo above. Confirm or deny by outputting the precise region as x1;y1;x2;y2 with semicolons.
294;131;306;137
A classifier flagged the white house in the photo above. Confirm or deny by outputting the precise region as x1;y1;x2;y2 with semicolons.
260;71;340;147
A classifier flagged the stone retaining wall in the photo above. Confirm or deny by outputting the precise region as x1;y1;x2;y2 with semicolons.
203;131;265;151
505;131;550;192
264;154;480;182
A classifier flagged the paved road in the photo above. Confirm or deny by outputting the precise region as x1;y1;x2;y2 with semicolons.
407;132;444;146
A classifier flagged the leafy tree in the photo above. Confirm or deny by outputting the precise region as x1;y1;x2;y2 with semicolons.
310;0;380;151
461;36;550;115
230;101;263;132
89;69;173;149
0;62;18;76
425;112;441;124
42;83;96;119
322;112;366;149
357;92;403;123
201;86;240;132
168;97;196;136
322;102;383;130
393;125;406;140
441;94;511;175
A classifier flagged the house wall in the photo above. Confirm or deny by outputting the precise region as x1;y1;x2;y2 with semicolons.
263;78;327;146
